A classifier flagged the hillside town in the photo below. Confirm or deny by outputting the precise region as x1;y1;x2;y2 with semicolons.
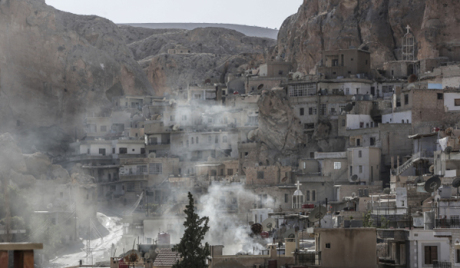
2;0;460;268
4;25;460;268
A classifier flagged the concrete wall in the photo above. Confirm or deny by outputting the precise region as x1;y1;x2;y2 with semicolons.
347;147;381;184
346;114;376;129
382;110;412;124
316;228;377;268
444;92;460;111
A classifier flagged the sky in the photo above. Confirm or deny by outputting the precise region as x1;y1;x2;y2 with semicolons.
45;0;303;29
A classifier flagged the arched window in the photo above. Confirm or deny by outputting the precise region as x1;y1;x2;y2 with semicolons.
306;191;310;201
191;137;194;144
312;190;316;201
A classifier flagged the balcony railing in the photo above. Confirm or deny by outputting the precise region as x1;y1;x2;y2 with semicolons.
435;218;460;228
295;251;321;266
434;261;452;268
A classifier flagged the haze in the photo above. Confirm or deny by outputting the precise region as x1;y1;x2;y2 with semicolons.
45;0;303;29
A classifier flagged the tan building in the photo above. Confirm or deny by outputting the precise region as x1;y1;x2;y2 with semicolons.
314;228;378;268
317;49;371;79
258;61;292;78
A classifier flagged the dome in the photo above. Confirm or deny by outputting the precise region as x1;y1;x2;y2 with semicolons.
293;189;303;196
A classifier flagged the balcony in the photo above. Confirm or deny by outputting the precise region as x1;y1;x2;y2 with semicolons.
433;261;452;268
435;218;460;228
118;174;149;181
295;251;321;266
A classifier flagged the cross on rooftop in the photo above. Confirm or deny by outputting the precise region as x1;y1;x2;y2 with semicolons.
406;25;411;34
295;181;302;190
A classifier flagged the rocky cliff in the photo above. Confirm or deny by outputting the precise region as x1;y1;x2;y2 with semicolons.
0;0;153;152
274;0;460;73
124;27;276;95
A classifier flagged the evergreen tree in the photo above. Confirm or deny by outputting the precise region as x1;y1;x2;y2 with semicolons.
172;192;210;268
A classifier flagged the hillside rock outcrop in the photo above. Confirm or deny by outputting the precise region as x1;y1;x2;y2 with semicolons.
274;0;460;73
256;89;304;155
0;0;153;152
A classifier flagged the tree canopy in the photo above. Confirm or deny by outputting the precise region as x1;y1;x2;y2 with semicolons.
172;192;210;268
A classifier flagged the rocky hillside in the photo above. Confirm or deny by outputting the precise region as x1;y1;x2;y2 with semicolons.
0;0;153;153
122;23;279;39
121;26;276;96
274;0;460;73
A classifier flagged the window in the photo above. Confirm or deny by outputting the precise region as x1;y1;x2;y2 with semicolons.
358;150;362;157
127;182;135;192
257;171;264;179
306;191;310;201
170;115;175;121
437;93;443;100
100;125;107;132
357;139;361;146
112;148;115;154
99;148;106;155
223;136;228;143
215;136;218;144
305;123;315;129
320;104;326;115
360;122;364;128
456;249;460;263
191;137;194;144
300;108;304;116
326;243;331;249
334;162;341;169
370;137;376;146
220;169;224;176
455;99;460;106
342;119;346;127
149;163;162;174
424;246;438;265
227;169;233;175
285;194;288;203
330;108;336;114
350;166;353;176
310;152;315;158
312;190;316;201
359;165;363;173
288;83;316;97
119;148;127;154
404;94;409;105
278;70;283;75
309;107;313;115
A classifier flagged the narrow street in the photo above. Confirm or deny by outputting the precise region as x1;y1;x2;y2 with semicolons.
49;212;123;268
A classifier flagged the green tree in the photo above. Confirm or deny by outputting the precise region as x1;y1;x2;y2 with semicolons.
173;192;210;268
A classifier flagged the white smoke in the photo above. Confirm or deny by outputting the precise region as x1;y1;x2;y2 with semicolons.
198;183;274;255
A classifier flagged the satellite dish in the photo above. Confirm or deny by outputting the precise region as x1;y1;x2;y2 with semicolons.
284;229;296;239
350;174;358;182
453;178;460;188
446;146;453;154
424;176;441;193
261;218;277;231
308;206;327;223
429;165;435;174
344;103;354;112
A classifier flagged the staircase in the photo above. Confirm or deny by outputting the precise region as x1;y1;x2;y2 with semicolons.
395;157;414;176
